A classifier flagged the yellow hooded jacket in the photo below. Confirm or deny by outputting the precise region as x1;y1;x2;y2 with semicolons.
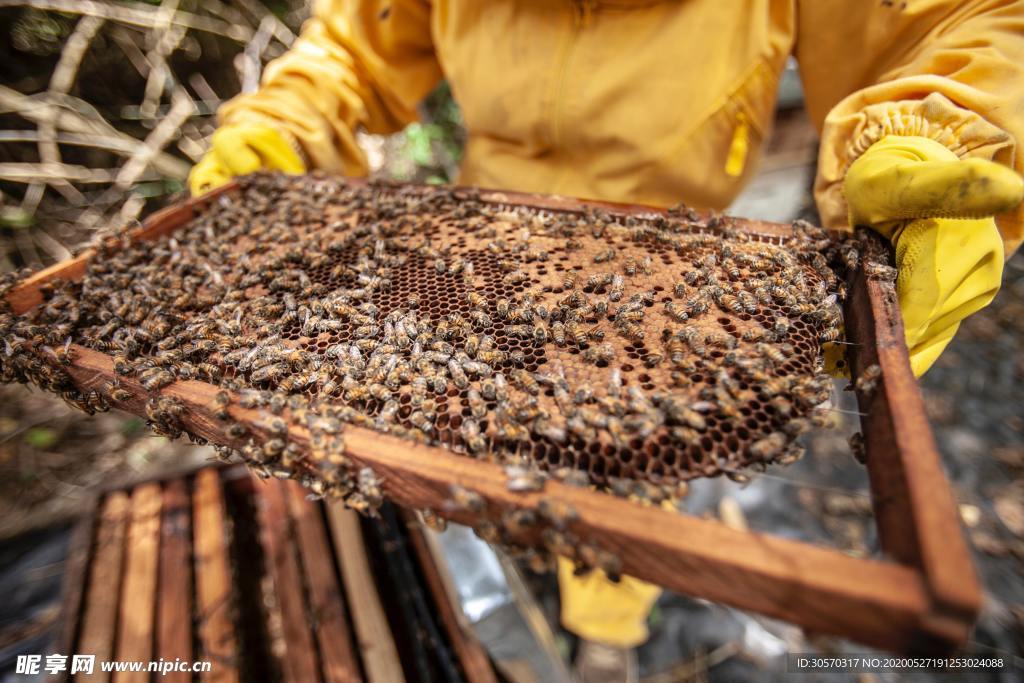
219;0;1024;254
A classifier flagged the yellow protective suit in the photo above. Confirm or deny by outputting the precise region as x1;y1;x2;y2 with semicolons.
201;0;1024;649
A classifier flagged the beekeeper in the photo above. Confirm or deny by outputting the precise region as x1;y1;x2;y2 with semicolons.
190;1;1024;679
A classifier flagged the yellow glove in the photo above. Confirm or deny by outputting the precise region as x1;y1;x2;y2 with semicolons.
557;557;661;649
844;135;1023;376
188;123;305;195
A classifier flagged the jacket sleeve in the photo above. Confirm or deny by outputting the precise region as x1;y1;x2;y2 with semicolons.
797;0;1023;255
217;0;441;176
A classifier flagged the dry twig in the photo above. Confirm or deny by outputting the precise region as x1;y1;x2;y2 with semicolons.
0;86;190;179
0;0;254;42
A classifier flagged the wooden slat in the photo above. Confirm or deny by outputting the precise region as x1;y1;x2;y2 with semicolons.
326;505;405;683
255;480;320;683
402;513;496;683
48;498;96;683
76;492;130;683
157;479;193;682
845;239;982;651
114;482;162;683
284;482;363;683
193;468;240;683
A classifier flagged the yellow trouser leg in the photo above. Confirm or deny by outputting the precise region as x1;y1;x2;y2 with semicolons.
557;557;662;649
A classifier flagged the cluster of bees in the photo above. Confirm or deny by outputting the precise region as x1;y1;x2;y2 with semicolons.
0;172;872;576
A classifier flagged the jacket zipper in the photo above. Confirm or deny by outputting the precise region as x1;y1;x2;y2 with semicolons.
550;0;593;150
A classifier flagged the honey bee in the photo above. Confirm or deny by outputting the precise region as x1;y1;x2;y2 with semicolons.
456;416;486;455
678;326;705;356
562;272;578;290
616;307;644;323
855;363;881;395
664;301;688;322
686;297;709;317
552;321;566;346
510;368;540;395
501;509;537;536
608;274;625;302
865;261;897;282
505;464;546;492
503;270;529;286
495;298;511;318
593;248;616;263
741;327;766;342
820;326;842;343
448;484;485;513
848;431;867;464
582;343;615;364
718;294;743;314
211;390;231;420
749;432;787;459
251;362;288;383
537;498;578;529
419;508;448;532
757;342;788;365
705;330;737;349
644;351;664;368
447;359;469;389
139;368;175;391
409;410;434;434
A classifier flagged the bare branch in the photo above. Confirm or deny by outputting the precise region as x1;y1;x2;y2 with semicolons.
0;130;158;155
241;15;277;93
0;0;253;42
0;162;163;184
114;91;195;190
140;0;188;119
0;85;190;179
49;16;105;94
233;0;296;47
0;129;168;156
108;24;152;79
27;15;104;212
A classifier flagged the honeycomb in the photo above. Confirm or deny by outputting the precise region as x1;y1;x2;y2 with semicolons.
0;172;847;496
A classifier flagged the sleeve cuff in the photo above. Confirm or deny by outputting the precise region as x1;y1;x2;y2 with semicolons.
814;91;1014;230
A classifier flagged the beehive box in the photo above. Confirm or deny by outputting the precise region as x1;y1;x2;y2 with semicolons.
2;174;978;653
54;465;496;683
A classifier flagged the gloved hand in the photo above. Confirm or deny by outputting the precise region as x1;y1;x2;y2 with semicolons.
188;122;305;195
557;557;661;649
843;135;1023;376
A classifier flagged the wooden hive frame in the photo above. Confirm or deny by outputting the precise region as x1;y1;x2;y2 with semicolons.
7;182;979;654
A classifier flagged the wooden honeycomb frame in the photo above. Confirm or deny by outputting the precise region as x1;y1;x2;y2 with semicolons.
5;182;979;654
